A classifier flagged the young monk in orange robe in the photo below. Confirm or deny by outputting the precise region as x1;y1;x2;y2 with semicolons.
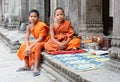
17;9;50;76
45;7;81;53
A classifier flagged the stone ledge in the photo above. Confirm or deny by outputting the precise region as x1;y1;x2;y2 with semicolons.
105;59;120;73
0;32;20;52
41;52;120;82
41;63;72;82
42;52;90;82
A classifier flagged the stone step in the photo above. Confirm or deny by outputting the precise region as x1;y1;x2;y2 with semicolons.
41;52;120;82
0;31;20;52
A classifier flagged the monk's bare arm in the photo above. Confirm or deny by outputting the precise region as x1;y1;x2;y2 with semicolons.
63;24;73;45
29;37;43;49
25;25;44;50
24;25;31;55
25;25;31;48
50;24;61;45
63;38;71;46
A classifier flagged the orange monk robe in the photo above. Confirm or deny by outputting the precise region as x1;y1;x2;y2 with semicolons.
17;22;50;67
45;20;81;53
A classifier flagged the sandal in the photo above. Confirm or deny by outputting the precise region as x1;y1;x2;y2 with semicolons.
16;67;30;72
33;71;40;76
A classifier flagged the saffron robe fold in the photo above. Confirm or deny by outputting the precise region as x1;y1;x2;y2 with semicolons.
45;20;81;53
17;22;50;67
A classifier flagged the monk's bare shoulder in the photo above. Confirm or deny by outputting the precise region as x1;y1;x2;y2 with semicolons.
50;23;55;29
26;24;32;30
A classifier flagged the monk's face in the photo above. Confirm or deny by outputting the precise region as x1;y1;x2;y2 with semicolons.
28;12;39;24
54;9;65;23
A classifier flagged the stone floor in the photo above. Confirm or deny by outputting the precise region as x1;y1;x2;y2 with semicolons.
0;26;120;82
0;39;55;82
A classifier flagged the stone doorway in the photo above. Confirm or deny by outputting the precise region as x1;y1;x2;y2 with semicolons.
44;0;50;25
102;0;113;36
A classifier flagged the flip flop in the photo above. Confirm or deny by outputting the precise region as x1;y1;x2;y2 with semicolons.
33;71;40;76
16;67;30;72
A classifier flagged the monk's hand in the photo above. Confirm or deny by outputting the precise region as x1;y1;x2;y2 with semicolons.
62;38;71;46
62;41;68;46
24;47;31;56
59;43;66;50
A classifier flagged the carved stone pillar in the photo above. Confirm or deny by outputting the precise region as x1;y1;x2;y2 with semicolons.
29;0;45;21
9;0;19;16
50;0;57;23
106;0;120;73
0;0;2;22
55;0;103;37
50;0;70;23
69;0;103;37
69;0;80;35
20;0;29;21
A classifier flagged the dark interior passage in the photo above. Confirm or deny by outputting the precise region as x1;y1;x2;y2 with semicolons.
102;0;113;36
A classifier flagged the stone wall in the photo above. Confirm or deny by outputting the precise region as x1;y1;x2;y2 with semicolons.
50;0;103;38
109;0;120;60
78;0;103;37
0;0;2;22
106;0;120;73
85;0;103;35
20;0;29;21
29;0;45;22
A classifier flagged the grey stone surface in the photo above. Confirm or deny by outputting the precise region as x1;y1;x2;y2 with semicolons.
105;60;120;73
20;0;29;21
106;0;120;73
0;0;2;22
80;68;120;82
29;0;45;21
0;40;53;82
109;0;120;59
42;52;120;82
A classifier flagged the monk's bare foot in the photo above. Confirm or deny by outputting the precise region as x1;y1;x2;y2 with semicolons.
33;68;39;72
71;47;77;50
16;66;30;72
33;68;40;76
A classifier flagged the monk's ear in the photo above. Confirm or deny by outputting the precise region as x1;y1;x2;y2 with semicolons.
54;15;56;18
53;15;56;21
28;16;30;20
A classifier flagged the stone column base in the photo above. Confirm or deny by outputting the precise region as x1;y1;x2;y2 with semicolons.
105;59;120;73
78;23;104;40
